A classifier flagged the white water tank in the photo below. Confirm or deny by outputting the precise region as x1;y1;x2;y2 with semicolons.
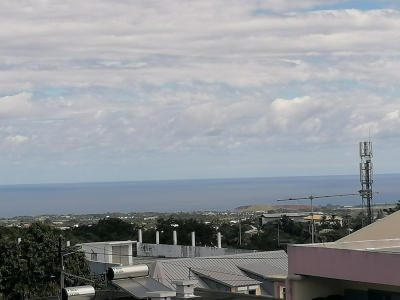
62;286;95;300
106;264;149;280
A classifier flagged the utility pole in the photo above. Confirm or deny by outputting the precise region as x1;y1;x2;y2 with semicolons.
277;223;280;246
59;235;64;293
239;218;242;245
278;193;359;243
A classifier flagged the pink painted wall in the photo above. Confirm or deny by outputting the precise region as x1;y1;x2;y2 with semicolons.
288;245;400;287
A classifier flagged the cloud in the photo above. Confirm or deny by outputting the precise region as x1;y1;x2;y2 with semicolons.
5;135;30;143
0;93;35;118
0;0;400;183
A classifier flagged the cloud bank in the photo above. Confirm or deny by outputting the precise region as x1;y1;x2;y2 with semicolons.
1;0;400;184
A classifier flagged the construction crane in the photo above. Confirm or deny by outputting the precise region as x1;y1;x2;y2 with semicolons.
277;193;360;243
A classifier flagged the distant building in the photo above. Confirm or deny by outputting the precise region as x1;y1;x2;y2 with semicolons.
259;213;309;225
303;214;343;226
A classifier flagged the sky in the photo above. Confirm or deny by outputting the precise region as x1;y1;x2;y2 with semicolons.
1;0;400;185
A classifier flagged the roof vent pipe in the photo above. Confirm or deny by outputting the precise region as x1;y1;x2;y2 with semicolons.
156;231;160;244
191;232;195;247
138;229;143;243
173;230;177;245
217;232;221;248
146;291;176;300
172;280;198;298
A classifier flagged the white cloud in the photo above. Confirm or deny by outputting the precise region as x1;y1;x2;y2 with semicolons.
0;93;35;118
384;110;399;120
0;1;400;183
5;135;30;143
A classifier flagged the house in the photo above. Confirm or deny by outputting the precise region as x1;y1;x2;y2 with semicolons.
150;250;288;298
302;214;343;226
286;210;400;300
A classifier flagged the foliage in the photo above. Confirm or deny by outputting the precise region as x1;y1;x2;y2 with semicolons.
65;217;136;244
383;200;400;215
0;222;90;300
145;217;217;246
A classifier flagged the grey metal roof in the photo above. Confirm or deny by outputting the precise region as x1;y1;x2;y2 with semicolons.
192;266;262;287
150;250;288;290
238;263;288;279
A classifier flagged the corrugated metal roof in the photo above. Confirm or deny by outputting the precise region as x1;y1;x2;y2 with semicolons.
150;250;288;290
238;263;288;279
192;267;262;287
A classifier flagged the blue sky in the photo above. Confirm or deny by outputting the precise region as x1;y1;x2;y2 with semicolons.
314;1;389;11
0;0;400;184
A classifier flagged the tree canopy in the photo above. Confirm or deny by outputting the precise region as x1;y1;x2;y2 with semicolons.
0;222;90;300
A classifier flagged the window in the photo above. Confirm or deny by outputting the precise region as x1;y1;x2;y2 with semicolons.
280;286;286;299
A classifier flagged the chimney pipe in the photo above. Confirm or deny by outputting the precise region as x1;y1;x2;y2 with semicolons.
217;232;221;248
138;229;143;243
172;280;198;298
173;230;177;245
156;231;160;244
191;232;195;247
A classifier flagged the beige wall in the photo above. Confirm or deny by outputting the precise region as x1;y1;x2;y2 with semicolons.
338;210;400;242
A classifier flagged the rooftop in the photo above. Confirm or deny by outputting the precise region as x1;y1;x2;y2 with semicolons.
31;288;281;300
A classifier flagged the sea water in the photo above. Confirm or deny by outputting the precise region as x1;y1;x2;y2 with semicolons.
0;174;399;218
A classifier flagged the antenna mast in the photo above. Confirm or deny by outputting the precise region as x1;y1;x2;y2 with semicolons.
359;141;373;226
278;193;359;243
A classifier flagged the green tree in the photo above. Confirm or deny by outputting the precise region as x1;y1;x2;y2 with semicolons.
153;217;217;246
66;217;136;243
0;222;90;300
383;201;400;215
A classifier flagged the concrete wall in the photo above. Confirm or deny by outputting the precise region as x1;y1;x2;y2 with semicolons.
80;243;114;263
288;276;400;300
287;244;400;300
80;241;135;265
288;245;400;287
137;243;256;258
299;237;400;250
88;260;121;278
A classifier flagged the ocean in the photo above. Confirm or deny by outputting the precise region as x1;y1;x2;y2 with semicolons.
0;174;399;218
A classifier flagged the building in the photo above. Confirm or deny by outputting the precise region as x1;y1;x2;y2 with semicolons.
302;214;343;226
259;213;309;225
150;250;288;298
79;239;259;278
286;210;400;300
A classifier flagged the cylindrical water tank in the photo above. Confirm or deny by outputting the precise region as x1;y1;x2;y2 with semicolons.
61;286;95;300
106;264;149;280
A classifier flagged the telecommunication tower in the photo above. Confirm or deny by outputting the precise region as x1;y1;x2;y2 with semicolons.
359;141;373;226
